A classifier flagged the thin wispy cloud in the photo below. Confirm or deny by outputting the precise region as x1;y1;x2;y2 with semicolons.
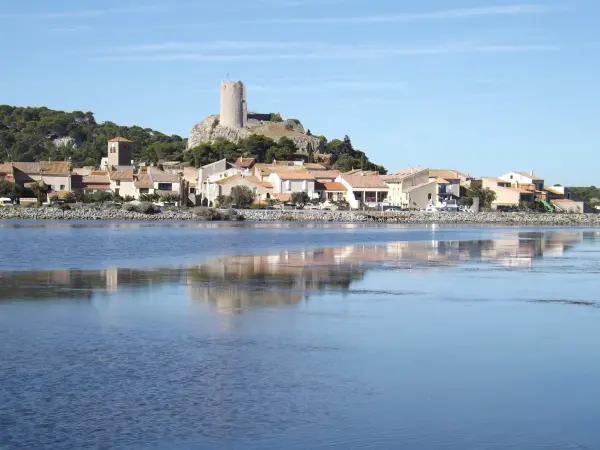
50;25;92;33
236;4;557;24
94;40;561;62
0;5;165;20
109;41;329;53
193;80;405;94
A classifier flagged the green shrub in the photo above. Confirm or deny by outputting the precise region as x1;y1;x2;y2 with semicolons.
135;202;159;214
123;203;136;212
58;204;71;211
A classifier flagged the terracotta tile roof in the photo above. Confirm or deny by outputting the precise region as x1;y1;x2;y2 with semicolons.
515;171;543;181
274;172;315;180
304;163;326;170
383;167;428;182
108;137;133;143
215;175;242;185
40;161;70;174
341;175;388;189
274;193;292;202
11;162;41;173
435;177;450;184
259;181;273;189
83;174;110;185
72;168;92;176
134;174;152;189
405;180;437;192
110;170;134;181
344;169;379;176
232;157;256;168
309;170;340;179
148;168;180;183
429;169;472;180
316;182;347;192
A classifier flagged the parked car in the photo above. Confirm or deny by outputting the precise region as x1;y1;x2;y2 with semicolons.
386;207;402;212
304;204;320;210
0;197;14;206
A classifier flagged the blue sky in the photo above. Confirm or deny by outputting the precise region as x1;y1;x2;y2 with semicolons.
0;0;599;184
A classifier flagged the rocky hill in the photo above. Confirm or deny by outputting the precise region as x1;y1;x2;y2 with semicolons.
188;113;323;155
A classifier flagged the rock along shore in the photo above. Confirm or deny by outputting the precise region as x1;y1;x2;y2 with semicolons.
2;206;600;226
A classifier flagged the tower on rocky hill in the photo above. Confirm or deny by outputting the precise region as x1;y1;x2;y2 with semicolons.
220;81;247;128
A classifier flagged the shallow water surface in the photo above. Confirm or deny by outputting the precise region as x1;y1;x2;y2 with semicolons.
1;224;600;449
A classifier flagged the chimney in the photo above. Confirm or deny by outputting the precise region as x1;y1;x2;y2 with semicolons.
530;170;534;177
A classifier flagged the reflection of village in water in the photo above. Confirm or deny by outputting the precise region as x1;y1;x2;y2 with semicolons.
1;231;596;312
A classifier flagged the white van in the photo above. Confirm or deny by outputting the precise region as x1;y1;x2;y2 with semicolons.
0;197;13;206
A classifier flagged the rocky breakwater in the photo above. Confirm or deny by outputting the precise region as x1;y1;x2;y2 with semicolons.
0;206;244;221
239;209;600;226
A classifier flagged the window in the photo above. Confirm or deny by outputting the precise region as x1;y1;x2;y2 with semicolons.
115;180;120;186
428;193;432;200
139;188;149;194
189;188;196;194
510;175;513;179
158;183;172;191
60;185;65;190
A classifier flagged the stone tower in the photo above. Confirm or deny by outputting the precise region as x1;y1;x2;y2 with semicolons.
220;81;246;128
107;137;133;168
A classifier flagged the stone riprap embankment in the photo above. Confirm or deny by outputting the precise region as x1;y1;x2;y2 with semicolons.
238;210;600;226
2;207;600;226
0;207;197;221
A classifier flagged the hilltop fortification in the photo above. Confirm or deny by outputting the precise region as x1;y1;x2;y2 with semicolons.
188;81;323;154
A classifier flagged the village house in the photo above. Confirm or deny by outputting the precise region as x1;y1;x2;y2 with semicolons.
147;167;182;199
383;168;434;209
231;156;256;171
499;171;544;191
315;181;347;203
429;169;472;201
210;175;273;206
267;172;316;198
134;173;153;197
109;170;135;198
310;170;341;183
337;174;389;209
81;171;111;192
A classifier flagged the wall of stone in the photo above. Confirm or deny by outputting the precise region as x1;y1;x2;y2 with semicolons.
220;81;245;128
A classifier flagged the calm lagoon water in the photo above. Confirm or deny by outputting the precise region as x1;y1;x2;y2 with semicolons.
1;222;600;450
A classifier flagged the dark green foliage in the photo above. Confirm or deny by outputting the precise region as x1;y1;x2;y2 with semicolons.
139;192;161;202
135;202;159;214
185;133;385;173
0;180;22;201
291;191;310;207
269;113;283;122
230;186;255;208
323;135;386;174
0;106;187;166
84;190;113;204
467;187;497;210
568;186;600;205
62;191;77;203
